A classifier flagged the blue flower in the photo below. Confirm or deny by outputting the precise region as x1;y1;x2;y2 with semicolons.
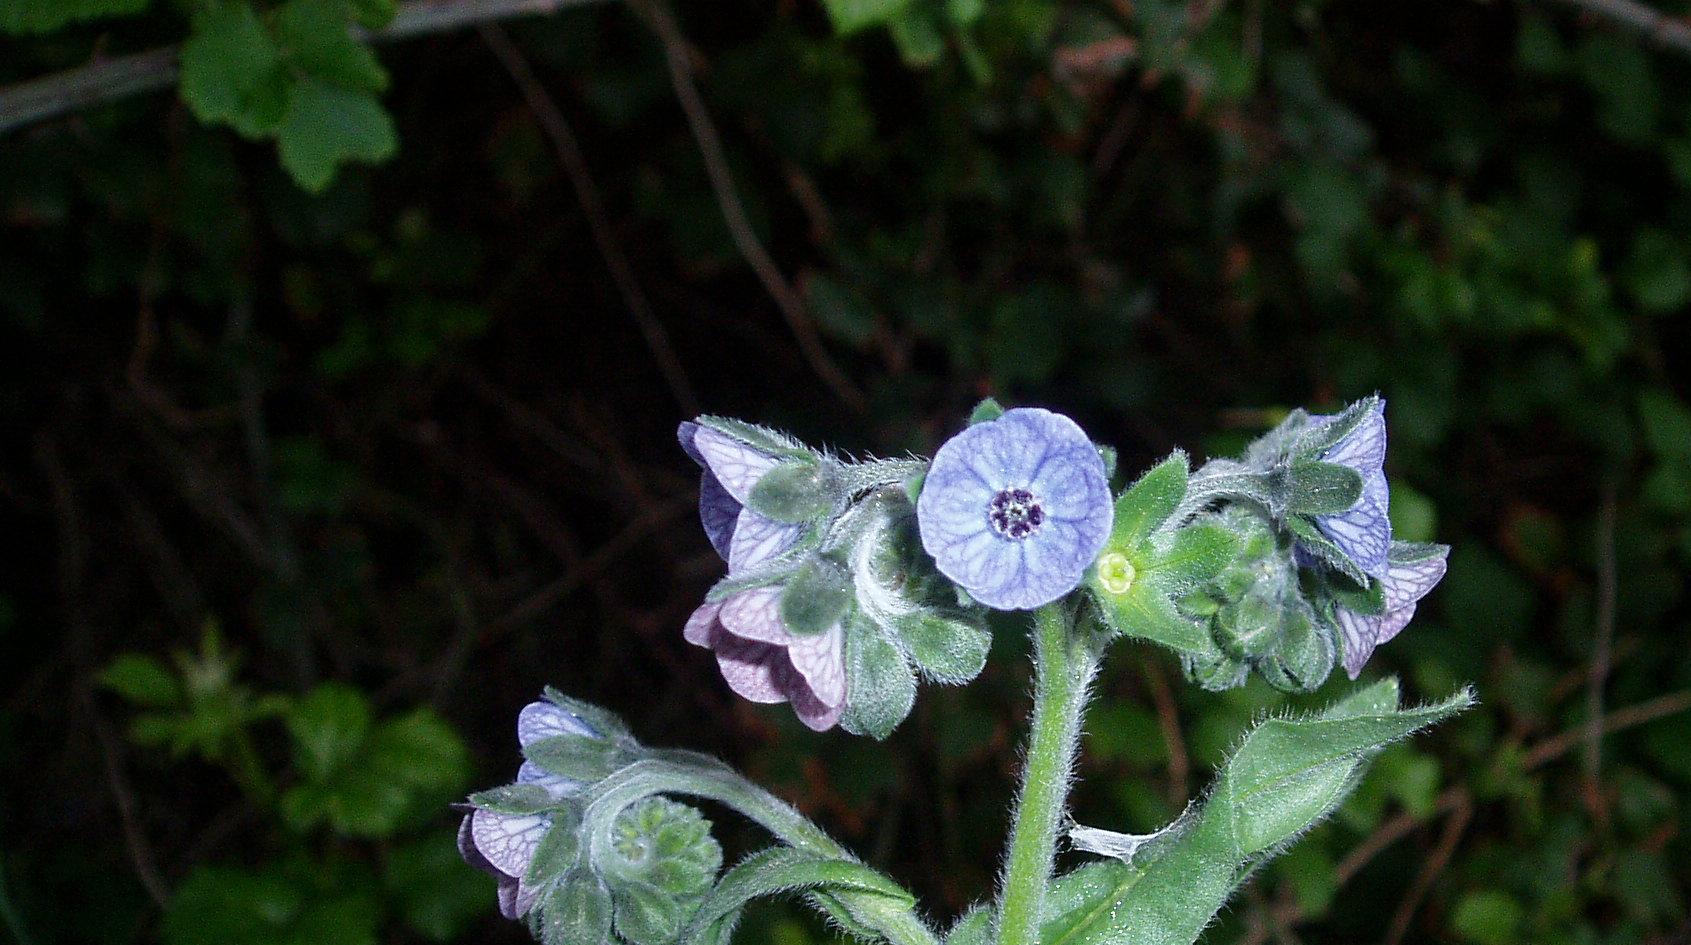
1333;542;1447;678
916;407;1113;610
678;421;804;571
458;700;598;919
1303;399;1391;578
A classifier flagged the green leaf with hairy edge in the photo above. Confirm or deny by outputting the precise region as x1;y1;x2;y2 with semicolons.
1039;861;1144;945
894;612;990;684
467;783;556;815
1053;680;1465;945
678;847;915;945
542;687;635;743
0;0;149;33
841;615;917;740
276;80;398;192
1110;453;1188;548
781;558;852;635
821;0;916;34
100;654;181;706
1286;461;1363;516
525;732;625;781
277;0;389;93
1141;523;1240;592
540;873;614;945
1285;515;1368;584
180;1;290;137
748;458;835;522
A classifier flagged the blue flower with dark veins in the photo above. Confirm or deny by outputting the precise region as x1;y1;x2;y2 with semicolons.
678;421;804;571
1304;399;1391;578
1334;543;1447;678
916;407;1113;610
458;700;598;919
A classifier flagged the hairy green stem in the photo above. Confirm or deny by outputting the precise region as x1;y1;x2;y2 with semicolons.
996;605;1100;945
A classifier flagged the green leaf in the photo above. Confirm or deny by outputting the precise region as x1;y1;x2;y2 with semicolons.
1285;461;1363;516
1109;453;1189;549
349;0;397;28
383;832;493;943
946;905;992;945
820;0;916;34
162;864;380;945
0;0;149;34
540;873;614;945
1622;229;1691;315
467;783;557;815
894;611;990;684
1039;861;1143;945
1450;890;1525;945
525;732;626;781
889;7;946;67
276;80;398;192
679;847;915;945
747;458;836;522
277;0;389;93
100;654;182;706
179;2;289;137
841;615;917;740
526;811;582;888
287;683;372;782
780;558;852;635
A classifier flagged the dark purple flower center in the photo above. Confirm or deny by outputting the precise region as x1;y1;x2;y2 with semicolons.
988;487;1045;540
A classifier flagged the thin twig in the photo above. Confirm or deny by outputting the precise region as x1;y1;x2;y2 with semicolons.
1525;688;1691;771
1141;659;1190;807
1545;0;1691;57
0;0;612;136
88;695;170;906
478;23;699;415
1381;791;1472;945
630;0;867;413
1585;480;1618;781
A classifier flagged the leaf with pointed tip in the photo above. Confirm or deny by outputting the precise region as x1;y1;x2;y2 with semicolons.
1110;454;1189;549
1287;461;1363;516
469;783;557;816
678;848;915;945
840;616;917;740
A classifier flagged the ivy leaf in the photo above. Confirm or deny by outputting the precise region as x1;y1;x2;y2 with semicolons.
276;80;399;192
179;2;290;137
277;0;389;93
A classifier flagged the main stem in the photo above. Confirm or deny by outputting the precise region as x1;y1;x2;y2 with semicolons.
996;604;1099;945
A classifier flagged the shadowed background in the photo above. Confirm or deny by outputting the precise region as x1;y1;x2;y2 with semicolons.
3;0;1691;943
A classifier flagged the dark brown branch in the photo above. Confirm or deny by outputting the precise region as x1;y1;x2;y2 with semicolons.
478;23;699;415
630;0;868;413
0;0;611;136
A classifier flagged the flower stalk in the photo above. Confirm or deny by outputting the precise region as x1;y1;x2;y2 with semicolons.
996;604;1100;945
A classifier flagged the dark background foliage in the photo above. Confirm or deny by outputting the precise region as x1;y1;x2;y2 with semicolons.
3;0;1691;943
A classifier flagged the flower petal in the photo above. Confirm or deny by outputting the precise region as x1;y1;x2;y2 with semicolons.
517;700;595;748
728;508;803;572
1316;471;1390;577
684;602;724;647
1335;606;1382;680
517;761;580;797
1322;400;1387;474
784;622;845;709
712;633;788;704
471;808;548;879
693;427;782;503
777;659;846;731
1380;550;1448;613
699;471;741;561
718;587;794;645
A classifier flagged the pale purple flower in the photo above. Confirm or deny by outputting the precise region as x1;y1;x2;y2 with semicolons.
684;587;846;732
916;408;1113;610
1334;543;1448;678
1305;400;1391;578
458;701;596;919
678;422;804;570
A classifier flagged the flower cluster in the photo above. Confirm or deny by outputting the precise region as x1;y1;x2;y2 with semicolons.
679;417;990;738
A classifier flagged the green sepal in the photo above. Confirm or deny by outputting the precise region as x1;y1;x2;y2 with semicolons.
840;615;917;740
692;416;810;459
1090;581;1222;661
1140;523;1241;594
1324;570;1386;616
748;457;837;523
468;783;558;815
1285;515;1369;585
967;397;1005;425
1212;587;1285;662
1183;650;1250;691
539;872;614;945
1256;600;1336;693
780;558;853;636
525;733;627;781
893;611;991;684
1110;452;1189;549
526;810;581;888
1286;460;1363;516
1294;395;1381;459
